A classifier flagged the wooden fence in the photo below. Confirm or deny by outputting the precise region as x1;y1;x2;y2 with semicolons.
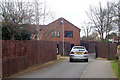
0;40;2;79
80;41;117;59
80;41;98;53
2;40;57;77
96;43;117;59
58;42;71;56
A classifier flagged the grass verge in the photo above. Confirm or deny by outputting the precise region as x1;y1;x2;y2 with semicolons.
111;60;119;79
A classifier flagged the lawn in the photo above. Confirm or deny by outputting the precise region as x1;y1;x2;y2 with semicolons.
111;60;119;79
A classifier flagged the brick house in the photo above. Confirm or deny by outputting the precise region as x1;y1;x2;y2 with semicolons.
39;17;81;46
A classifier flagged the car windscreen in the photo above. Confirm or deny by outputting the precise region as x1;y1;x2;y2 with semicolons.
73;47;85;50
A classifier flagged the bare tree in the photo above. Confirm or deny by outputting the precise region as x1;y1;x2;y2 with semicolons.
90;32;100;41
0;0;33;40
1;0;56;40
118;1;120;41
86;2;105;40
81;22;93;40
86;2;118;40
34;0;40;40
118;1;120;36
112;1;120;40
104;2;116;37
33;0;56;40
33;0;56;25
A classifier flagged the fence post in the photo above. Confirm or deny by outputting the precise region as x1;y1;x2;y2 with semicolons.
108;43;110;59
95;45;97;58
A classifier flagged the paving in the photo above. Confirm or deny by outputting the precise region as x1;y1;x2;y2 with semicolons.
12;58;88;78
81;59;117;78
11;53;117;79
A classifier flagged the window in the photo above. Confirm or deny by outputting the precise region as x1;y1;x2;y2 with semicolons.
73;47;85;50
51;31;60;37
65;31;73;37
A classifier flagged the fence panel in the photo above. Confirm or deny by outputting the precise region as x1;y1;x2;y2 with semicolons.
80;41;98;53
109;43;117;59
2;40;57;77
58;42;71;56
96;43;117;59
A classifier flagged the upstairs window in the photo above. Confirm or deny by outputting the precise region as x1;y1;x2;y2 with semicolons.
51;31;60;37
65;31;73;37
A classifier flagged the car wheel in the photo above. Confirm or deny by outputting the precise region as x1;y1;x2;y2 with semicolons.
85;59;88;62
70;58;73;62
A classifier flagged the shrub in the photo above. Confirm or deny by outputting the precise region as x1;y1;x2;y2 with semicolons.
118;45;120;50
114;53;119;60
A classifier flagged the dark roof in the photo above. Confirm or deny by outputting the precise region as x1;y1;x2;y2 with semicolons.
22;24;48;34
22;17;81;34
48;17;81;31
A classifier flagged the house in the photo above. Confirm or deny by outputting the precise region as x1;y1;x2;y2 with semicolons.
109;36;120;45
38;17;81;46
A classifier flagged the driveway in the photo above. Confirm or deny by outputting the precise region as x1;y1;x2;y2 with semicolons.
12;53;95;78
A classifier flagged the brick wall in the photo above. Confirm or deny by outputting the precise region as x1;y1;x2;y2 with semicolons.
39;18;80;45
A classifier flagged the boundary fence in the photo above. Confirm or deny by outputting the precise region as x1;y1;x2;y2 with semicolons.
2;40;57;77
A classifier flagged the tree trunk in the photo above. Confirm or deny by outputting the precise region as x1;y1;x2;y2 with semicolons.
11;32;14;40
117;14;120;42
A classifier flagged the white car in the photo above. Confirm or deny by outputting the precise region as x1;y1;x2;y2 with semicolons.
69;46;88;62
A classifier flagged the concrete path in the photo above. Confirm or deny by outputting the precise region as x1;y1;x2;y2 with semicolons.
12;58;88;78
11;53;117;79
81;59;117;78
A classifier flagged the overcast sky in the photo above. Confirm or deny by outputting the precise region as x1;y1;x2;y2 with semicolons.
3;0;118;36
41;0;118;36
43;0;117;24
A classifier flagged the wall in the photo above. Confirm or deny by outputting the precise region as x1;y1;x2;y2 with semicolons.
2;40;57;77
39;18;80;45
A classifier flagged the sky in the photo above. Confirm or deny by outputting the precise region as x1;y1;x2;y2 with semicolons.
42;0;118;37
2;0;119;37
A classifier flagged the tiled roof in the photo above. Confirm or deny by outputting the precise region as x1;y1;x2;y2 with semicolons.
22;24;48;34
22;17;81;34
